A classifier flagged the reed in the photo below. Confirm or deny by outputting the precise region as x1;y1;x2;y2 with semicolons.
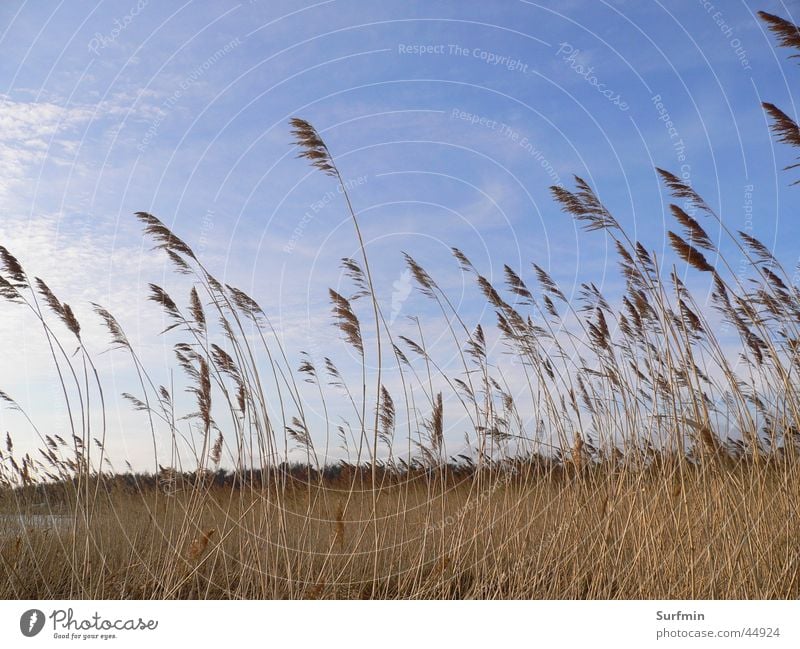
0;9;799;600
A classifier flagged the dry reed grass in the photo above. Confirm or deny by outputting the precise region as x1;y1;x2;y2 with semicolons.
1;9;800;600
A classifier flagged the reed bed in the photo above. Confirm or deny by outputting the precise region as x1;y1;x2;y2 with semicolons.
1;10;800;600
2;460;800;599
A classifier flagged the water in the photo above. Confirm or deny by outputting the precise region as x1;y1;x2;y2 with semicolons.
0;512;71;533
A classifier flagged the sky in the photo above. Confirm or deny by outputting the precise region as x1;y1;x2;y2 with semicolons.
1;0;799;472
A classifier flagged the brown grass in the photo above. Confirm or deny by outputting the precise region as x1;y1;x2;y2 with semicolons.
1;9;800;601
2;459;800;599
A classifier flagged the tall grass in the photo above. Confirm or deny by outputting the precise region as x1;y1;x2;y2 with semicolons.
2;10;800;599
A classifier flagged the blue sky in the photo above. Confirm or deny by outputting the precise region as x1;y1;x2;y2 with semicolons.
1;0;799;469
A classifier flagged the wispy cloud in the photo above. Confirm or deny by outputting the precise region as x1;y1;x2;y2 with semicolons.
0;95;93;204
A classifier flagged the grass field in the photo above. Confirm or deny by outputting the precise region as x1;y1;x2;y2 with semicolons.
3;457;800;599
2;9;800;601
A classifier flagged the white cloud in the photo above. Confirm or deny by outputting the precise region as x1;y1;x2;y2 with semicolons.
0;95;94;206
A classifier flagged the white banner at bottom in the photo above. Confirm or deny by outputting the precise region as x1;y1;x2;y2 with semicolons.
0;600;796;648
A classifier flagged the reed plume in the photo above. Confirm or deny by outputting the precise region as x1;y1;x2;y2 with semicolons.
758;11;800;56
